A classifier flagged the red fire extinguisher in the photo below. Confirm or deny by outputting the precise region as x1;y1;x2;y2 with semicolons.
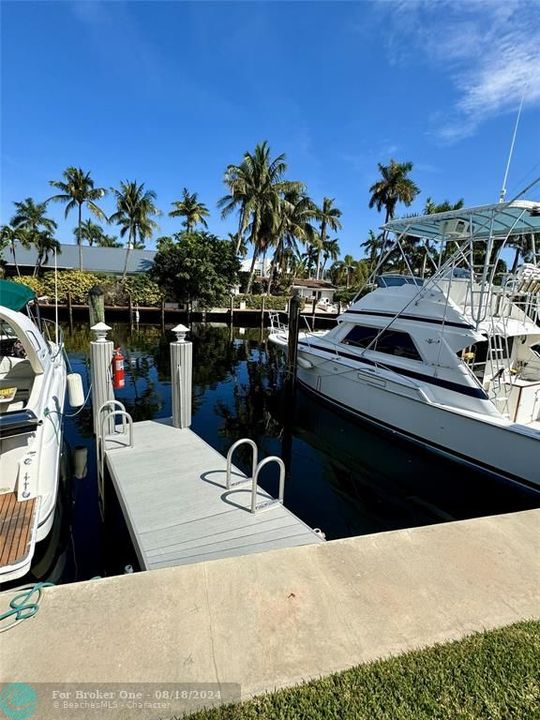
112;348;125;390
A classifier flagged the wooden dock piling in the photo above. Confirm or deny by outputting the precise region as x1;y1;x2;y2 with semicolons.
88;285;105;326
67;292;73;331
287;292;301;391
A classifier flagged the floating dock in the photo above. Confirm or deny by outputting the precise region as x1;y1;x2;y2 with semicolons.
103;419;323;571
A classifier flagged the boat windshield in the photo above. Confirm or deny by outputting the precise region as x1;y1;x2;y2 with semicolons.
376;275;424;288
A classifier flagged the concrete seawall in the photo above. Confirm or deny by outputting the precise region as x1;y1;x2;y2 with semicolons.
2;508;539;718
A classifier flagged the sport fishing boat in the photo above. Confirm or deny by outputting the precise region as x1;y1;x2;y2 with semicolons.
0;280;82;583
270;200;540;491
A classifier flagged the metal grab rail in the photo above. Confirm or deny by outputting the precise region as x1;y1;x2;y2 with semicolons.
226;438;258;489
99;409;133;450
98;400;127;435
97;408;133;505
251;456;285;514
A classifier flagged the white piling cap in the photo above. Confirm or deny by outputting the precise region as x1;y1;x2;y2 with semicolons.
91;322;111;342
172;324;189;343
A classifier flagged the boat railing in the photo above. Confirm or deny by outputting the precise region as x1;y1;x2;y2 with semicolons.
268;311;287;335
41;318;64;359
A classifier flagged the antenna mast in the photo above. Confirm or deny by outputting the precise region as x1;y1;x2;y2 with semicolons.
499;93;525;203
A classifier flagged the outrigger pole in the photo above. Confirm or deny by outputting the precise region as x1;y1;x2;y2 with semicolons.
499;92;525;204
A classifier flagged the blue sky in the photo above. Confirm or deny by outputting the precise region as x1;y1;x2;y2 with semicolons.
2;0;539;257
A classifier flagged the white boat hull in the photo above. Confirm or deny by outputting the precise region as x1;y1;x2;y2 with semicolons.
296;358;540;491
0;302;67;583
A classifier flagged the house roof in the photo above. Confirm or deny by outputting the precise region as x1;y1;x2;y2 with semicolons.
292;278;336;289
1;242;156;275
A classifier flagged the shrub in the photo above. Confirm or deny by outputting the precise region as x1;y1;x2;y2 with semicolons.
122;274;163;306
234;294;290;311
42;270;102;304
13;275;46;297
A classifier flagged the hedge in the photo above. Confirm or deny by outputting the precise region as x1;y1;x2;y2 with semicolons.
13;271;163;306
233;295;292;311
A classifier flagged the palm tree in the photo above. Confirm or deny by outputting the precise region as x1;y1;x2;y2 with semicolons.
218;141;298;283
421;198;465;275
218;159;256;255
109;181;159;279
361;230;385;269
11;197;57;236
169;188;209;232
11;197;57;273
321;237;340;278
267;189;319;293
315;197;342;279
333;254;357;288
218;141;297;292
0;224;30;276
96;234;122;248
368;160;420;223
75;220;121;248
302;244;319;279
228;232;247;258
75;219;105;247
343;254;357;288
33;231;61;276
424;197;464;215
48;167;107;270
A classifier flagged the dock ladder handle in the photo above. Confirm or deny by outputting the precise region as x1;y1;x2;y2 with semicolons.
98;409;134;493
97;400;127;485
251;456;285;514
226;438;258;489
98;400;127;436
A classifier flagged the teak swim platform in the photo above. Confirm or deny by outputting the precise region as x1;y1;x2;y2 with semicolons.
0;493;38;578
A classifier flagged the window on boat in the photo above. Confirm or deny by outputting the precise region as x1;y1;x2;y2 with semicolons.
342;325;422;360
376;275;424;288
531;344;540;360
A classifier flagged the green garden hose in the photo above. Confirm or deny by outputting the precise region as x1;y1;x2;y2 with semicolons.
0;582;54;633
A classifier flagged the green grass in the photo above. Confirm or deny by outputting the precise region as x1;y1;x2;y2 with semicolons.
184;620;540;720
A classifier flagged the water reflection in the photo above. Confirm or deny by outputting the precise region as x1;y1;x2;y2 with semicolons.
12;321;540;586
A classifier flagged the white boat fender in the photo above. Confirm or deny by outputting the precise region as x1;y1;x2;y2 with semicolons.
67;373;85;408
297;356;313;369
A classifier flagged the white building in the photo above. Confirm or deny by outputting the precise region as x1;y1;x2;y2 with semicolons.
291;278;337;306
240;257;272;278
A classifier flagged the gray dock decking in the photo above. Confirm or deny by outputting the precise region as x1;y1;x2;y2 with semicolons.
104;419;323;570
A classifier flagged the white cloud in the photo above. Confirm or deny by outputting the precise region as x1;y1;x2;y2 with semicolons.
379;0;540;142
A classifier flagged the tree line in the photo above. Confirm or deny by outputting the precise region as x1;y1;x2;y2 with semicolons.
7;142;527;293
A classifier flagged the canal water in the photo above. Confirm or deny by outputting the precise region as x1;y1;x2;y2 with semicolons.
23;322;540;586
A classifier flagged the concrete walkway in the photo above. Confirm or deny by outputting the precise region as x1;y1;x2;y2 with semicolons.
2;508;539;718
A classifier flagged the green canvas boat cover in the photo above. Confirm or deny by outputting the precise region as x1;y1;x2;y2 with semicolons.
0;279;35;311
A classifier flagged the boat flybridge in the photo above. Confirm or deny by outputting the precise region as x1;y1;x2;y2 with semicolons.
0;280;83;583
269;199;540;491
